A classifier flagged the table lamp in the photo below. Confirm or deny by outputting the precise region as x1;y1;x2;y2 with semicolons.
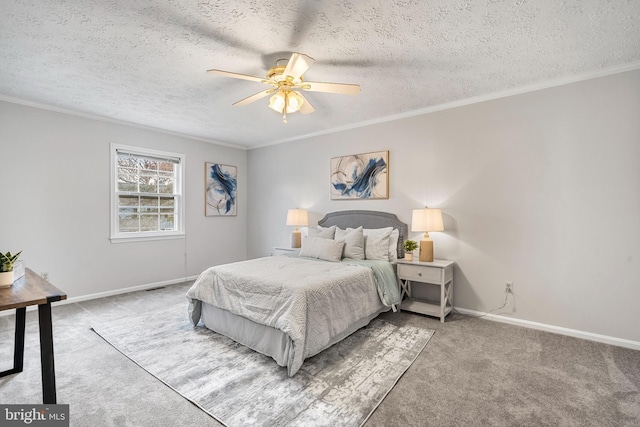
411;207;444;262
286;208;308;248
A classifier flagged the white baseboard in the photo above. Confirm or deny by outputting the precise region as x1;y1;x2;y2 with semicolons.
455;307;640;351
61;275;200;305
0;275;200;317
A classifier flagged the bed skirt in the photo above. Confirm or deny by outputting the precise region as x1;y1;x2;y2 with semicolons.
200;302;387;374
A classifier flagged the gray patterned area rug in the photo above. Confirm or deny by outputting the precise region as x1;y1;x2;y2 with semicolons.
92;303;434;427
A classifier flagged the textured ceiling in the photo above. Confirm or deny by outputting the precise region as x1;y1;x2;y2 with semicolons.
1;0;639;148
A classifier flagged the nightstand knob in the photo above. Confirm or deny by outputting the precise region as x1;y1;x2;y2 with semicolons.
418;272;422;277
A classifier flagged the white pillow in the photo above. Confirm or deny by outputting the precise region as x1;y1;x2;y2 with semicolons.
299;237;345;262
334;226;365;260
363;227;394;261
389;229;399;262
308;225;336;239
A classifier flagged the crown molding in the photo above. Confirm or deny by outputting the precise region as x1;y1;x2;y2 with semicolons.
0;94;246;151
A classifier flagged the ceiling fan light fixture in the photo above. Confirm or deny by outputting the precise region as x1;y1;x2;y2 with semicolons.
268;90;305;123
286;90;304;113
268;91;286;113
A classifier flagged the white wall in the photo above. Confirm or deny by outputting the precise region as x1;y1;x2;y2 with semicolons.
0;101;247;298
247;69;640;343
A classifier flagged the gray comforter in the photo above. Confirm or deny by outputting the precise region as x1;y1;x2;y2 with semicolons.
186;256;400;376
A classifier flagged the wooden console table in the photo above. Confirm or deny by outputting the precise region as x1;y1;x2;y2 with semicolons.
0;268;67;403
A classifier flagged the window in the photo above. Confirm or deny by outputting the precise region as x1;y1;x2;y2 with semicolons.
110;144;185;242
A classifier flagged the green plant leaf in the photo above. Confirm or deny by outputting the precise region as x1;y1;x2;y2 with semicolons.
1;250;22;272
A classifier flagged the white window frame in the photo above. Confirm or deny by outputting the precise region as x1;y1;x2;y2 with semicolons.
110;143;185;243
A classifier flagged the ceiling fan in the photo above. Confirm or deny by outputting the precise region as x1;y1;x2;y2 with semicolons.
207;52;361;123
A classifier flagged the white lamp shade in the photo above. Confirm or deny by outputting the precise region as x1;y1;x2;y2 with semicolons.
411;208;444;232
286;209;309;227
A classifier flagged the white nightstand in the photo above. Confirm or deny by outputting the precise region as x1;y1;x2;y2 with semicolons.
272;247;300;256
397;259;454;323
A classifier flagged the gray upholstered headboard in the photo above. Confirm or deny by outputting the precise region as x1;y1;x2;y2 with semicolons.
317;210;408;259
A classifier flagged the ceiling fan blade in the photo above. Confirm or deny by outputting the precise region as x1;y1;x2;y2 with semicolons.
233;89;274;107
283;53;314;79
297;92;315;114
303;81;361;95
207;69;265;83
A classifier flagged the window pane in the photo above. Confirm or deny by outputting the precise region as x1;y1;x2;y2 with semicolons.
158;177;174;194
119;213;139;232
140;196;158;205
117;166;137;174
139;184;156;193
138;174;158;193
119;195;139;207
118;182;137;192
159;197;175;207
140;214;159;231
140;196;158;214
160;214;175;231
119;207;139;218
117;172;138;192
140;160;158;172
117;157;138;169
159;162;174;173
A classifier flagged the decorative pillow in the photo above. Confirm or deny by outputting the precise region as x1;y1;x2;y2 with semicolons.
363;227;394;261
307;225;336;239
334;226;365;260
388;228;400;262
299;237;345;262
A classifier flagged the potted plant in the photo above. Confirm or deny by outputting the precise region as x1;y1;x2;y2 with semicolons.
403;240;418;261
0;250;22;288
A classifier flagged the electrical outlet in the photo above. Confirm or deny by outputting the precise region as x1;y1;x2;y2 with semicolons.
505;281;513;293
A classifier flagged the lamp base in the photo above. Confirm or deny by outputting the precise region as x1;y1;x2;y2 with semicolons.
419;233;434;262
291;229;302;249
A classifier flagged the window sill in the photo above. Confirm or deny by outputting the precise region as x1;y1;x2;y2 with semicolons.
110;233;186;244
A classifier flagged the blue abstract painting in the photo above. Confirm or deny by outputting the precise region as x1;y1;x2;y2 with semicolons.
205;162;237;216
330;151;389;200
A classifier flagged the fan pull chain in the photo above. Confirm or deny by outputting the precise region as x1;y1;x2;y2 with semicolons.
283;91;288;123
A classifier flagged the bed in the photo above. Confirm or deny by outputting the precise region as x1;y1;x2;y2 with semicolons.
186;210;408;376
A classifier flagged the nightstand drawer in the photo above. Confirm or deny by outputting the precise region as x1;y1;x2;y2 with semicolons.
398;264;442;283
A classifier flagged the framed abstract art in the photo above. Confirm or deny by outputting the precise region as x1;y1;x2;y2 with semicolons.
330;150;389;200
205;162;237;216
